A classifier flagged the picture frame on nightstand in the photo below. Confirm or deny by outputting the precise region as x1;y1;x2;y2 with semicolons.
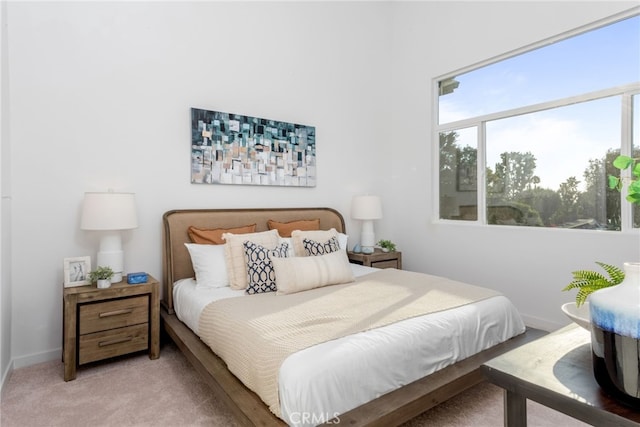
63;256;91;287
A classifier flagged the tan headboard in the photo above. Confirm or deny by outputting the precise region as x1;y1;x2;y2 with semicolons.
161;207;345;312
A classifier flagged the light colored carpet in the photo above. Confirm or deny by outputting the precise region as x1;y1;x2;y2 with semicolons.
1;341;590;427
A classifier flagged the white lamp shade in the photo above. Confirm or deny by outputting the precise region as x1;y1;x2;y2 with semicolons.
351;195;383;220
80;192;138;230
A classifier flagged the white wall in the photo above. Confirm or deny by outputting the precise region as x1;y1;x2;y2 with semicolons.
3;1;639;369
6;1;391;367
387;1;640;330
1;0;13;387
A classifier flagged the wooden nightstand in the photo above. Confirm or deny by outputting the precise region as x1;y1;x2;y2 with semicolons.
62;275;160;381
347;249;402;269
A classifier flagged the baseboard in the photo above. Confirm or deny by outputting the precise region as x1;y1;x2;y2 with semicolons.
521;313;565;333
1;347;61;392
1;357;13;396
11;347;60;369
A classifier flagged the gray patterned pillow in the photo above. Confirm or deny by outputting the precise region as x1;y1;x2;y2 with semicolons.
243;241;289;294
302;236;340;256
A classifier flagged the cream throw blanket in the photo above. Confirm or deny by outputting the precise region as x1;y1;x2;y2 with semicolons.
198;268;501;417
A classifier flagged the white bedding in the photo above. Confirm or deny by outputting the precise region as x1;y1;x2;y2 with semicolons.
173;265;525;427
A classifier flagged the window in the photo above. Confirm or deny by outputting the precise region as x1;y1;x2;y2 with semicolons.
437;13;640;231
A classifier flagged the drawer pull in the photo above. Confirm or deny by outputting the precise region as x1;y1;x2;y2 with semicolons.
99;308;133;318
98;337;133;347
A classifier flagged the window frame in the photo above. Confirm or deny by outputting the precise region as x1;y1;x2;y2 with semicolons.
432;9;640;232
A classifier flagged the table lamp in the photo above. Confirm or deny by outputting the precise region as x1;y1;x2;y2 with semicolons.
80;191;138;283
351;195;382;254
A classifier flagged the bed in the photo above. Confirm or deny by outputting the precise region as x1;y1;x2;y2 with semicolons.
160;207;543;427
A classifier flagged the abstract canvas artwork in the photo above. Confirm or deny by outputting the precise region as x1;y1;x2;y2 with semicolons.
191;108;316;187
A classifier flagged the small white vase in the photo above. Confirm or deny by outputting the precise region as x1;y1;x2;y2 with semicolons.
97;279;111;289
589;261;640;406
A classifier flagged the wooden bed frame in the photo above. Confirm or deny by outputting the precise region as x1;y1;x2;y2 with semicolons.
160;207;544;427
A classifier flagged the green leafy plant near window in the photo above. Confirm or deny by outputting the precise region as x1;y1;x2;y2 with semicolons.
563;262;625;307
563;155;637;305
608;155;640;206
88;266;114;282
377;239;397;252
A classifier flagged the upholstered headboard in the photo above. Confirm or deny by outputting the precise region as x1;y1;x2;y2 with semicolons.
161;207;345;312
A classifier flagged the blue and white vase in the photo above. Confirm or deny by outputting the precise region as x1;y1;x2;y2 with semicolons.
589;261;640;407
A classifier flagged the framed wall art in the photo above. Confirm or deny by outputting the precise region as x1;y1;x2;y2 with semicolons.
63;256;91;287
191;108;316;187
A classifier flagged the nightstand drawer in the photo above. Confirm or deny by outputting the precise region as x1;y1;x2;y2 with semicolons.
79;323;149;364
79;296;148;335
371;260;399;269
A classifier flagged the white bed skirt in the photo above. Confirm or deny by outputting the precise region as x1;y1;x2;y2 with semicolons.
173;266;525;426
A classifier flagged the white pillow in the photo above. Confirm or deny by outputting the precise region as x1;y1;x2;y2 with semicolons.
337;232;349;251
184;243;229;288
272;250;355;295
222;229;280;290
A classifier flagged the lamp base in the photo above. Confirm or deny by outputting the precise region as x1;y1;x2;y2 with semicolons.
360;220;376;252
97;251;124;283
97;232;124;284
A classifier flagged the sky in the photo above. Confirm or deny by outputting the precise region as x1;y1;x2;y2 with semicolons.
439;14;640;192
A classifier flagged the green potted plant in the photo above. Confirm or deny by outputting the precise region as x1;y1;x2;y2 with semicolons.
377;239;397;253
89;266;114;289
564;154;639;304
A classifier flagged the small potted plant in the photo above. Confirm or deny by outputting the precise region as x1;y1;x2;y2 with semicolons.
377;239;397;253
89;266;114;289
563;154;639;305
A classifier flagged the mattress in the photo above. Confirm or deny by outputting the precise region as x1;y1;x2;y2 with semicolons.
173;265;525;426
